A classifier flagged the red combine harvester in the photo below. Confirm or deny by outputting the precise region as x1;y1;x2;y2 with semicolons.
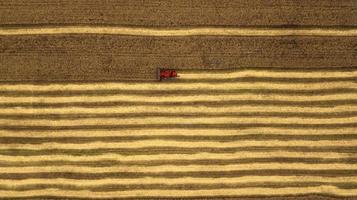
158;68;179;81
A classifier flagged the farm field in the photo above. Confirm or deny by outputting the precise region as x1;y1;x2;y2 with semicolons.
0;0;356;199
0;69;356;198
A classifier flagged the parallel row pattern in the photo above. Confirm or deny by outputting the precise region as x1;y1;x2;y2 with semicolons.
0;69;356;198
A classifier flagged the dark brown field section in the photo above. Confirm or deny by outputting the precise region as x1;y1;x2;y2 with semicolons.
0;0;356;27
0;35;356;82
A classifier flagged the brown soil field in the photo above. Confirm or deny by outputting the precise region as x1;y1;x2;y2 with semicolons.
0;0;356;27
0;35;356;82
0;1;357;199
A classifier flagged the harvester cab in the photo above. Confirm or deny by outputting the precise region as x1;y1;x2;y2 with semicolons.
158;68;179;81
